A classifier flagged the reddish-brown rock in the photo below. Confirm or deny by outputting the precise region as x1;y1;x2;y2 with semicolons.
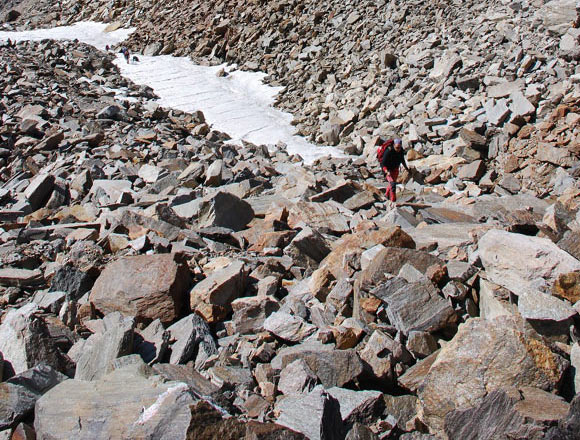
90;254;191;325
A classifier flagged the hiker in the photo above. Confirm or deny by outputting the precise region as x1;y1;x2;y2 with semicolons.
379;138;409;202
121;46;130;64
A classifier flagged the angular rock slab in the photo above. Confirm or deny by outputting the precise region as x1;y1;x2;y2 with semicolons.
166;313;217;369
478;229;580;297
417;315;568;434
197;191;254;231
34;362;195;440
90;253;191;325
72;312;135;381
327;387;384;425
190;260;246;323
0;365;67;430
263;311;316;343
231;295;280;335
370;280;457;334
275;386;345;440
444;387;569;440
271;343;363;388
319;226;416;282
0;303;73;376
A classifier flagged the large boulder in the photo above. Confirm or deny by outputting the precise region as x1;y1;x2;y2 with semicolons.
90;254;191;325
166;314;217;369
370;279;457;334
317;226;416;281
271;342;364;388
478;229;580;297
263;311;316;343
231;295;280;334
34;358;196;440
417;315;568;434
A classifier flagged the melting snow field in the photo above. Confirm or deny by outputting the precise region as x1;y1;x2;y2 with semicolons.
0;22;343;163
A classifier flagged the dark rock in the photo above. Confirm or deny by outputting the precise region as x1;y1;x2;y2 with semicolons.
49;265;94;301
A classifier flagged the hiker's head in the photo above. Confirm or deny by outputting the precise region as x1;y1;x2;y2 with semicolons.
394;138;403;151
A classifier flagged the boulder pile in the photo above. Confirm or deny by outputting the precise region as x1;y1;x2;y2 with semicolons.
0;0;579;439
4;0;579;199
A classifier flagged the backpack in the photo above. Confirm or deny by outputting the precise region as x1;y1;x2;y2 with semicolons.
376;139;394;165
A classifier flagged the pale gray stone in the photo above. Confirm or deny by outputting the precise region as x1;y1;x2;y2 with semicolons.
263;311;316;343
73;312;135;381
276;386;345;440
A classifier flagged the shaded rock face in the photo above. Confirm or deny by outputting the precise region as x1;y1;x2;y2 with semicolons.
198;191;254;231
0;364;66;431
417;316;568;433
90;253;191;325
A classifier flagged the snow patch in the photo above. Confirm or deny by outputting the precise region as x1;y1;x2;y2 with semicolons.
0;22;345;164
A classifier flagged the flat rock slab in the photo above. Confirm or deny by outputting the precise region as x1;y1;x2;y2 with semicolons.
478;229;580;297
263;311;316;343
518;291;577;322
271;343;363;388
34;362;195;440
287;201;351;235
371;279;457;334
0;268;44;287
90;253;191;325
418;315;568;434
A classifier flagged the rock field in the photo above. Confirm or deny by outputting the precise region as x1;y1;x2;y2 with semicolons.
0;0;579;439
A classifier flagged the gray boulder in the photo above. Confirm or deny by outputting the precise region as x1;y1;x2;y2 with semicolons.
370;279;457;334
34;360;196;440
276;386;346;440
90;253;191;325
197;191;254;231
190;260;247;323
478;229;580;297
72;312;135;381
271;343;363;388
167;313;217;369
